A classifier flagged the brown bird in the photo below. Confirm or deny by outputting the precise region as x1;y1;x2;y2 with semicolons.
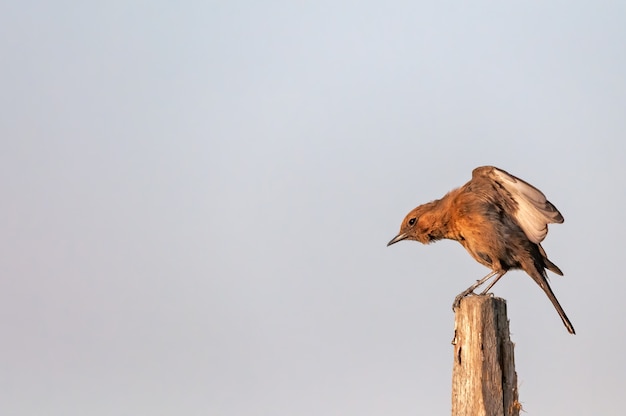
387;166;575;334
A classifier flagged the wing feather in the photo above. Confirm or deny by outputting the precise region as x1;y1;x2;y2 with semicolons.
472;166;563;244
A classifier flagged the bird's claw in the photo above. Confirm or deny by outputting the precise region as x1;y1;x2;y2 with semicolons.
452;290;474;311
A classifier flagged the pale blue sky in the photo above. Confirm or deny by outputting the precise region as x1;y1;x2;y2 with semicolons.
1;1;625;415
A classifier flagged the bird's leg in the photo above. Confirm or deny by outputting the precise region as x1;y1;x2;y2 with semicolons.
478;271;507;295
452;270;498;310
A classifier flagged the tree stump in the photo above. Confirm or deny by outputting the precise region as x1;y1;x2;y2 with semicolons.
451;295;520;416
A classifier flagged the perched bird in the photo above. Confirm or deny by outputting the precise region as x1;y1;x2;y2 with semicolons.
387;166;575;334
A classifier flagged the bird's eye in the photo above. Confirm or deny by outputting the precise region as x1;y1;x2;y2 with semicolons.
408;218;416;226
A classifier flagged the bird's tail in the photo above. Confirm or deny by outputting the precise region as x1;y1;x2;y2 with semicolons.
538;244;563;276
543;257;563;276
531;269;575;334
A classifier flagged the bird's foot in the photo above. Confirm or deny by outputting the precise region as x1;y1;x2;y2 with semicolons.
452;290;475;311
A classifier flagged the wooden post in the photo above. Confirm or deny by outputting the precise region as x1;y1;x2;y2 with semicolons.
451;295;520;416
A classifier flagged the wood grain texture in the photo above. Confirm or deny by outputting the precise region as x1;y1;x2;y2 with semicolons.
451;295;520;416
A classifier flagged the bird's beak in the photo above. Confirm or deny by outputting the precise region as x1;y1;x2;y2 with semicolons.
387;232;408;246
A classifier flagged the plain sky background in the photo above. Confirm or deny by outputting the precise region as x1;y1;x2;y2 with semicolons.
1;1;625;415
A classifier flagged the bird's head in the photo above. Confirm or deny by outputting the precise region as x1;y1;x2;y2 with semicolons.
387;202;438;246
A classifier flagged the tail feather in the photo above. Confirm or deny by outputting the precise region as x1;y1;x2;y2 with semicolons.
538;244;563;276
529;268;575;334
544;258;563;276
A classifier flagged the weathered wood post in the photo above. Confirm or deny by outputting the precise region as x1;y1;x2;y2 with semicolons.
451;295;520;416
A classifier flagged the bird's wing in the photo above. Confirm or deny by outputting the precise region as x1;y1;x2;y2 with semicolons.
472;166;563;244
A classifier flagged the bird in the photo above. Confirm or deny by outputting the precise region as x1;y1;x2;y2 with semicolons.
387;166;575;334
